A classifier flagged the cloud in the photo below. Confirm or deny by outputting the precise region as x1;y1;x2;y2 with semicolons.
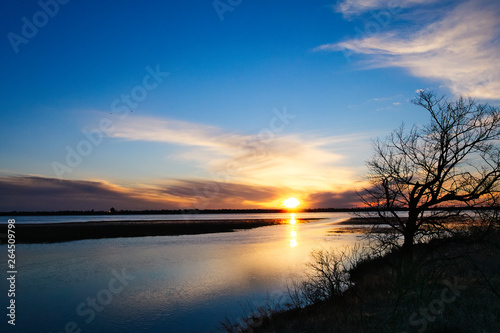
306;190;362;208
0;176;274;211
324;0;500;99
0;176;177;211
159;179;287;209
110;116;232;151
0;175;365;211
109;115;368;192
335;0;440;17
0;113;375;211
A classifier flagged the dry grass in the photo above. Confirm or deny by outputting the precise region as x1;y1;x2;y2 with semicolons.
221;229;500;333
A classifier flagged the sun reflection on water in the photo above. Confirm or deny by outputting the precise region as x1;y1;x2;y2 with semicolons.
289;213;298;247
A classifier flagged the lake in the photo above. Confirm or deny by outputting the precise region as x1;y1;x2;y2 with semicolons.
1;212;368;332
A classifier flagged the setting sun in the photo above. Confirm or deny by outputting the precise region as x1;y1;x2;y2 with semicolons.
283;197;300;209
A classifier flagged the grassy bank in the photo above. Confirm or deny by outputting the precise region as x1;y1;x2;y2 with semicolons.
224;229;500;333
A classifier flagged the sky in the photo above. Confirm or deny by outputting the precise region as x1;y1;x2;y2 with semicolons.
0;0;499;211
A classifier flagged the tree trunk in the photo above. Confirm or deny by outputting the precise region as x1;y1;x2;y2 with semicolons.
402;211;418;259
399;211;418;281
402;231;414;257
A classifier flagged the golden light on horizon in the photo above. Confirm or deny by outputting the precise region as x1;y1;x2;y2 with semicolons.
283;197;300;209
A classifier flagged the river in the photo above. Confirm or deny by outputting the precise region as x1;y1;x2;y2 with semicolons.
1;212;367;332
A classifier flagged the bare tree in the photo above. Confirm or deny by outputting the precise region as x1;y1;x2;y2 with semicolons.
362;91;500;256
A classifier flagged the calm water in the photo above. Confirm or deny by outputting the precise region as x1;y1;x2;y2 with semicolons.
1;213;367;332
8;212;343;224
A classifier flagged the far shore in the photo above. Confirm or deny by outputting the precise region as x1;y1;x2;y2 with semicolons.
336;216;408;225
0;218;324;244
0;216;407;244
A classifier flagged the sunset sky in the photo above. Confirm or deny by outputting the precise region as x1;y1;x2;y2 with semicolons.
1;0;499;211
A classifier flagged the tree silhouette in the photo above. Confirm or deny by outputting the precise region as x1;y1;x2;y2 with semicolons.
362;90;500;256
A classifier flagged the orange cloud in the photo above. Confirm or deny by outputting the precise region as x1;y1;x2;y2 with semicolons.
0;176;183;211
108;115;371;194
0;176;366;211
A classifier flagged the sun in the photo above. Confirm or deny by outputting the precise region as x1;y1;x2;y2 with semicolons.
283;197;300;209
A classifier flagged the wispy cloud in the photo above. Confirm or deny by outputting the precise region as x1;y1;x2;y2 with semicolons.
110;116;369;192
159;179;287;208
335;0;440;17
324;0;500;99
0;114;374;211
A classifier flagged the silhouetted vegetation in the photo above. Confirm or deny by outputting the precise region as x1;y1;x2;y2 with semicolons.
220;225;499;333
361;91;500;257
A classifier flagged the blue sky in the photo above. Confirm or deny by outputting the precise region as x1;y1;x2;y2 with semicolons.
1;0;499;211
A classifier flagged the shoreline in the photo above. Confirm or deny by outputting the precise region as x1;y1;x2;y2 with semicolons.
0;216;398;244
0;218;323;244
0;207;485;217
336;216;408;225
246;230;500;333
0;216;395;244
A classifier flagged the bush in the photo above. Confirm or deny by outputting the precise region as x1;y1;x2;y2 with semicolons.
286;246;373;308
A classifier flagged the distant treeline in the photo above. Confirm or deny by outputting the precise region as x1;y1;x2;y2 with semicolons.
0;206;494;216
0;208;351;216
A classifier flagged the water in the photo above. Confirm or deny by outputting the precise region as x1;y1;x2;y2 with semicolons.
0;213;366;332
6;212;341;224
